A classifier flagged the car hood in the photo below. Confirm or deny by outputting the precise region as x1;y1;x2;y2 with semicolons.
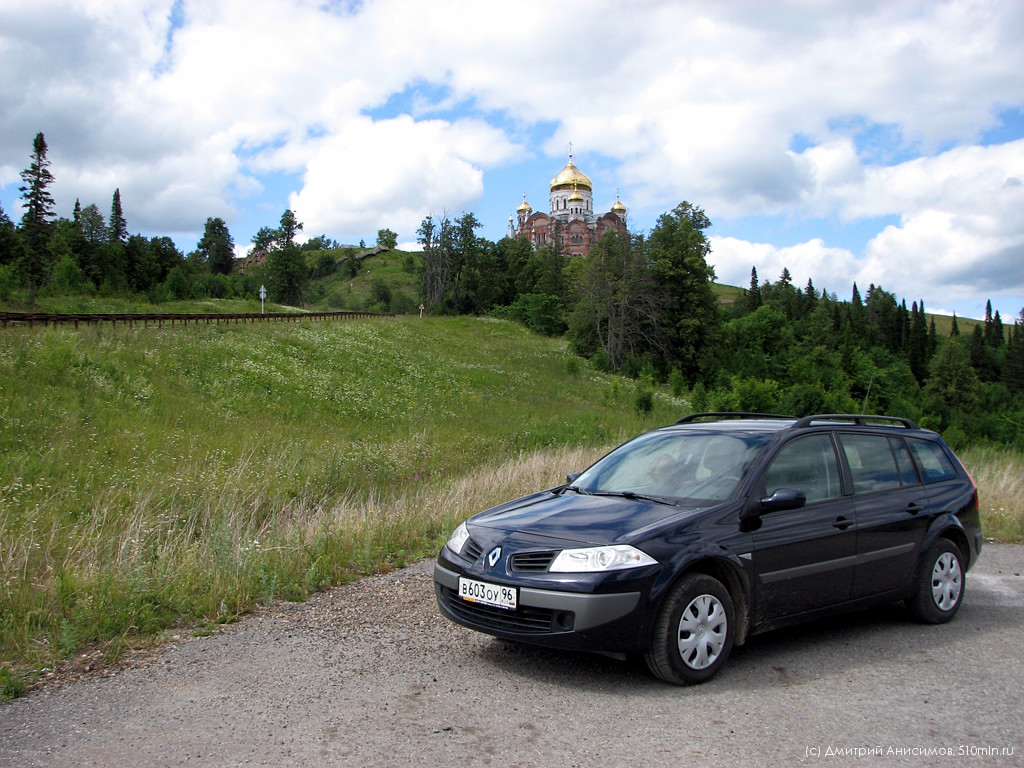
468;488;705;547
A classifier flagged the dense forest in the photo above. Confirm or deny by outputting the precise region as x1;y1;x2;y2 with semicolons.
3;132;1024;449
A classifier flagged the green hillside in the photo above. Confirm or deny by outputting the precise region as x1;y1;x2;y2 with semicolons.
0;313;678;687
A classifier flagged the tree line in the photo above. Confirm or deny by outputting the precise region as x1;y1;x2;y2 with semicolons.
413;207;1024;450
4;132;1024;448
0;132;377;306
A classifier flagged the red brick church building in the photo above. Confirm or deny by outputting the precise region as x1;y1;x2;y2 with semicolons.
508;150;627;258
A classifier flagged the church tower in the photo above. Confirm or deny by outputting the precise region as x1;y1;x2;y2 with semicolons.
510;147;627;257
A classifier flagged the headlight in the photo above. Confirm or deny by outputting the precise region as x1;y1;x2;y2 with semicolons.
445;522;470;555
549;545;657;573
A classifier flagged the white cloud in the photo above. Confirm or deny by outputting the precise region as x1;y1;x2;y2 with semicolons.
1;0;1022;316
709;236;864;299
288;115;519;238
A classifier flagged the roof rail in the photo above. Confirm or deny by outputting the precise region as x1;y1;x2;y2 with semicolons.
675;412;793;425
791;414;920;429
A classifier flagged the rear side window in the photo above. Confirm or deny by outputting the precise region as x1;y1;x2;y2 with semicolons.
839;433;919;494
891;437;920;485
763;434;842;503
908;438;958;483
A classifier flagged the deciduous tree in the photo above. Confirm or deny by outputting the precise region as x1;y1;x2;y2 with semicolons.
376;228;398;250
645;201;720;382
568;230;657;368
198;217;235;275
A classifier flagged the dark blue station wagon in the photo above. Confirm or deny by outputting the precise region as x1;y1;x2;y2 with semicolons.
434;413;982;684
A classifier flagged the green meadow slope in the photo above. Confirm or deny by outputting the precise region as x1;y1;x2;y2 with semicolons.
0;314;676;684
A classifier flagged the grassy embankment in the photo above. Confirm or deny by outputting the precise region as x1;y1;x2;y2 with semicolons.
0;314;676;695
0;311;1020;699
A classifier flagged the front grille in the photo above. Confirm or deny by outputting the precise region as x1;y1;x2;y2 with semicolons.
509;551;557;572
439;586;570;634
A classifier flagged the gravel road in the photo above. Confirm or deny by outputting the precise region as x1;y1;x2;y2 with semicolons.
3;545;1023;767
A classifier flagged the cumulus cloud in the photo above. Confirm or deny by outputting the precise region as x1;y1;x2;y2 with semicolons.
288;115;520;238
709;236;864;300
1;0;1022;315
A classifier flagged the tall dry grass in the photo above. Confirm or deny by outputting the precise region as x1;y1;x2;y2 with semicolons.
961;445;1024;543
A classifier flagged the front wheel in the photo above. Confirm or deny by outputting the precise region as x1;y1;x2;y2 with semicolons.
908;539;965;624
645;573;735;685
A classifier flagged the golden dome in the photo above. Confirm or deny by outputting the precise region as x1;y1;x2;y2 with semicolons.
611;194;627;213
550;152;592;191
517;195;532;213
568;184;585;202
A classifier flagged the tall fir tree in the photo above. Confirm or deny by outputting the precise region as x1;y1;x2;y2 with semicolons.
983;301;1004;348
1003;310;1024;395
109;188;127;244
18;132;57;289
0;200;19;267
746;266;761;311
908;300;928;382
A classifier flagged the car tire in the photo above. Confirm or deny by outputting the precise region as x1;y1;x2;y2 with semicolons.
645;573;735;685
908;538;965;624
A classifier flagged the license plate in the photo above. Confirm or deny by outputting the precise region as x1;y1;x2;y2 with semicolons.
458;577;517;611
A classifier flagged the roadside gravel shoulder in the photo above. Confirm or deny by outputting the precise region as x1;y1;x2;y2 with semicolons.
2;546;1023;767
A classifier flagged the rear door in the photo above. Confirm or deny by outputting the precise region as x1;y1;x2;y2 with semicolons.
837;432;930;598
749;433;857;620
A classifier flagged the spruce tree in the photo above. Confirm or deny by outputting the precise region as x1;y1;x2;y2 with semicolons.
1003;310;1024;395
18;132;57;289
0;200;19;267
981;300;1003;347
109;188;127;244
908;301;928;383
746;266;761;311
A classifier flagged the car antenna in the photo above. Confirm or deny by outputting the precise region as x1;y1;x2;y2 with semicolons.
861;374;874;414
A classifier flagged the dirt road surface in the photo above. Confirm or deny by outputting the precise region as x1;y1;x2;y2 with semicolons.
3;545;1023;767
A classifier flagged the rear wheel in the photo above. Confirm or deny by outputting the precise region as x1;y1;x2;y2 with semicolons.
645;573;735;685
908;539;965;624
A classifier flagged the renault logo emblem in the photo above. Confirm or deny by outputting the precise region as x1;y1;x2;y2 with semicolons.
487;547;502;567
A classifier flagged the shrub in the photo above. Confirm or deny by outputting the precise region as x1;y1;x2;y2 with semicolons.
635;386;654;415
669;368;686;397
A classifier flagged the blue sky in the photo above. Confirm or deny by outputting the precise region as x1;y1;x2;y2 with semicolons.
1;0;1022;321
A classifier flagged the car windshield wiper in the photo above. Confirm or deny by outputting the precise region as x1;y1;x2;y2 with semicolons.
591;490;677;506
562;485;590;495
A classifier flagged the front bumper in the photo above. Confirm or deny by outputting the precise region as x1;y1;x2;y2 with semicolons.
434;562;644;648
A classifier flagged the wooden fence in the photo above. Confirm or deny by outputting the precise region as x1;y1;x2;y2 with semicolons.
0;310;394;330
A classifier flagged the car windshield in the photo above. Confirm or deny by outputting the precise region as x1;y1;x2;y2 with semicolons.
571;430;770;501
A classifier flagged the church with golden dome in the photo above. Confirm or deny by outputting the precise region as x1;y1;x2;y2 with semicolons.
508;149;627;258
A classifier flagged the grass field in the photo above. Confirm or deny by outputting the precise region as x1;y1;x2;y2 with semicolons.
0;314;676;692
0;311;1019;699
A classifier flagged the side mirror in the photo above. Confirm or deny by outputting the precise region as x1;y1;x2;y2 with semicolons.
566;472;581;485
759;488;807;513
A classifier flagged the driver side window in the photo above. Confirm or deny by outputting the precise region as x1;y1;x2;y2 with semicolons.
763;435;842;504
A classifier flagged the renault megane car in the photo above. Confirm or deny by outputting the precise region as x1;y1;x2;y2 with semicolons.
433;413;982;684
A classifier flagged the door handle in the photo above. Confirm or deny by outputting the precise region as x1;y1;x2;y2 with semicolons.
905;502;924;515
833;517;853;530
